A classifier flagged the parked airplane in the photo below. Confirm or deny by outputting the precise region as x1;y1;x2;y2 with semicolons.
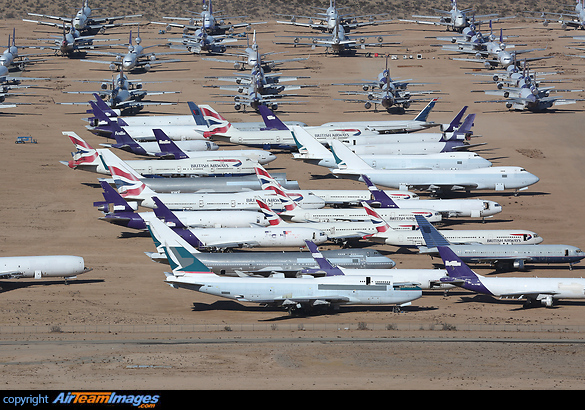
303;241;453;291
290;123;488;169
0;255;90;282
167;29;240;54
0;29;47;70
363;204;542;247
275;17;400;56
416;214;585;272
362;175;503;219
438;246;585;308
101;152;324;211
94;180;269;230
525;0;585;30
400;0;510;33
152;198;328;250
267;181;442;224
151;218;422;314
203;31;307;71
59;67;180;115
64;134;271;177
330;141;539;194
255;163;419;206
152;0;266;36
82;28;183;72
29;25;120;57
276;0;391;33
23;0;141;35
146;215;395;274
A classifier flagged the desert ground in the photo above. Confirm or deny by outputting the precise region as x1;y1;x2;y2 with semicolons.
1;16;585;390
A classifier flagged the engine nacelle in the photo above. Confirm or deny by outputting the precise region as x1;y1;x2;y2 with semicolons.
109;63;117;72
143;64;151;72
271;103;278;111
513;259;525;270
234;103;241;111
364;101;372;109
539;295;554;307
505;102;513;109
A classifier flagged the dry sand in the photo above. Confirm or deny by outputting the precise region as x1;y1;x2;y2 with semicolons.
0;19;585;390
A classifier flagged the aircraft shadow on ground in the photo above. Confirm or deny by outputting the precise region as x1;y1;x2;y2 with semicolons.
0;279;104;293
454;294;585;310
191;300;438;321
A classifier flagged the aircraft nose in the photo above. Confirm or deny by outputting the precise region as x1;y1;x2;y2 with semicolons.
263;153;277;164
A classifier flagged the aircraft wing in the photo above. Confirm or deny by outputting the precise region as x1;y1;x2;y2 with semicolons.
269;295;351;307
0;270;25;279
22;18;69;29
399;18;452;27
91;14;142;23
151;21;201;31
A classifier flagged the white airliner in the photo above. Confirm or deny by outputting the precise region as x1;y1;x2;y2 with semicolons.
150;218;422;315
290;125;490;170
438;246;585;308
0;255;90;281
329;140;540;194
362;202;543;247
100;152;325;211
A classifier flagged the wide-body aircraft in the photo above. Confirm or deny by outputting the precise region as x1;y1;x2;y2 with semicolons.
0;255;90;281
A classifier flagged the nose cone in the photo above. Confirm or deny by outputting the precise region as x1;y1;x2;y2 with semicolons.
260;152;277;164
527;172;540;186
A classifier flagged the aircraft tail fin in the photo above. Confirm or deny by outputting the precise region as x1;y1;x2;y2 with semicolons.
198;104;232;138
304;240;345;276
98;149;154;200
93;180;135;212
187;102;209;126
413;98;438;122
89;93;118;118
63;132;99;169
362;175;399;208
442;106;468;133
437;246;479;282
147;219;207;273
258;105;290;130
290;126;333;160
152;197;186;229
254;165;297;211
362;201;392;233
153;129;189;159
449;113;476;141
414;214;450;247
255;198;286;226
329;139;372;170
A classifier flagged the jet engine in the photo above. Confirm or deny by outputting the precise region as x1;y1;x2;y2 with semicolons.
513;259;525;270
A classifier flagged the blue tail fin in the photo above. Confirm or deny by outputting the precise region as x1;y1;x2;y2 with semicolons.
442;106;468;133
362;175;398;208
258;105;290;131
450;113;475;140
437;246;485;291
414;215;450;247
187;102;209;126
93;180;134;212
304;240;344;276
153;129;189;159
413;98;437;122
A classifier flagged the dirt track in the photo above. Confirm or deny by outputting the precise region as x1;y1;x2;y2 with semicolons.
1;19;585;389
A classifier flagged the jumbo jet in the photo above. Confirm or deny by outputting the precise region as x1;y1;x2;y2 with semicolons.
151;218;422;315
100;152;324;211
290;124;489;169
416;214;585;272
145;213;396;275
0;255;90;282
94;180;269;231
438;246;585;308
362;175;503;220
255;164;418;207
23;0;142;35
152;0;266;36
362;203;542;247
330;140;539;194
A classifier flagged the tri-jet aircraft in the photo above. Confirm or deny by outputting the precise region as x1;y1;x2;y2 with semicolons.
82;28;183;73
276;0;391;33
151;218;422;315
152;0;266;36
0;29;47;71
29;25;120;57
167;29;240;55
400;0;511;33
23;0;141;35
525;0;585;30
416;214;585;272
275;17;400;56
438;246;585;308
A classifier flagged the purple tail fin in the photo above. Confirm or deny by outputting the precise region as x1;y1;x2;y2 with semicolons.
303;240;344;276
153;129;189;159
152;197;186;228
258;105;290;131
442;106;468;132
362;175;399;208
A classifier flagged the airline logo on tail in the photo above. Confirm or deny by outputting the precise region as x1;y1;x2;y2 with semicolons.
255;199;283;226
362;203;389;233
108;165;145;198
200;106;231;137
66;133;98;168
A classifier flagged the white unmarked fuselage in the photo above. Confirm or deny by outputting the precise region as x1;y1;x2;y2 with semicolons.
0;256;87;279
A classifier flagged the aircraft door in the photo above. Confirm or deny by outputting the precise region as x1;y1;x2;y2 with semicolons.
34;270;42;279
